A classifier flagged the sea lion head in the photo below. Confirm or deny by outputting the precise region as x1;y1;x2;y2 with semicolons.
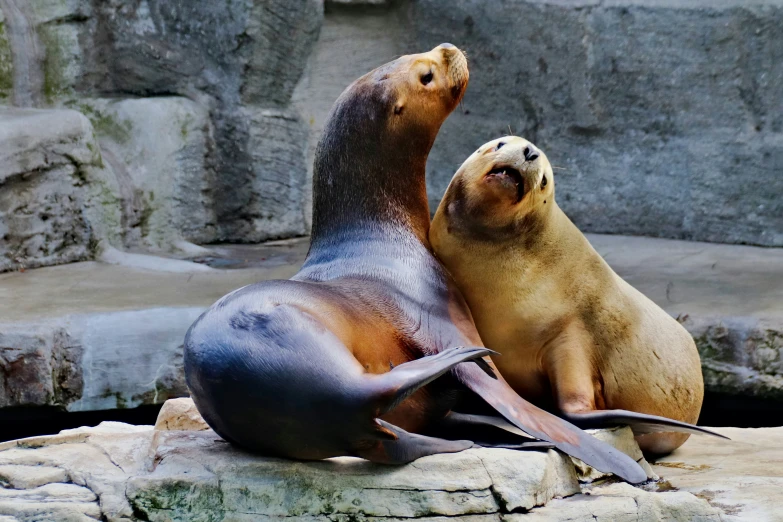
376;43;469;139
432;136;555;244
322;43;469;152
312;44;469;240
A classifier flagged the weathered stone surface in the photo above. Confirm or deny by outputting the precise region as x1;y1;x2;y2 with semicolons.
222;107;309;242
516;482;723;522
154;397;209;432
0;108;120;272
0;0;322;254
74;97;218;251
0;418;729;521
653;426;783;521
0;242;304;411
0;464;69;489
79;0;321;243
295;0;783;247
0;322;83;409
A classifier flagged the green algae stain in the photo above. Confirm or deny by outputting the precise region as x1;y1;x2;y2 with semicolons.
38;26;68;103
73;102;134;145
0;22;14;99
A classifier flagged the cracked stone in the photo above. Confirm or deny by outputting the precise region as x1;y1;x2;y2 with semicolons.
0;410;736;521
0;464;69;489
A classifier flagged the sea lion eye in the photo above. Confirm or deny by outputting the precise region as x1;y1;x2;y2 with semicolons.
541;175;548;188
421;71;434;85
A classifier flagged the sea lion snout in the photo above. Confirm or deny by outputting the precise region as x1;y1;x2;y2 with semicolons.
433;43;469;101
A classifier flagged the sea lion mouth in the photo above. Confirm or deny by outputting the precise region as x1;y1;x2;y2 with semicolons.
485;166;526;203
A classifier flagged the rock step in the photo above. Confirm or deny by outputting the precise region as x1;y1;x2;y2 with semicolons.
0;407;726;521
1;234;780;414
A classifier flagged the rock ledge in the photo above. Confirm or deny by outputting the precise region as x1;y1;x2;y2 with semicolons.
0;400;726;521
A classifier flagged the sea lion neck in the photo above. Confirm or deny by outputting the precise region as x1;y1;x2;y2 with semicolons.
309;88;435;249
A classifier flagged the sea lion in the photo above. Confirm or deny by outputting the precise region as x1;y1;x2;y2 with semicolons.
430;136;716;455
184;46;649;482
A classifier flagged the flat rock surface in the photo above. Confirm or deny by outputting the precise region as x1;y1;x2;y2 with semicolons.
652;427;783;522
0;412;728;521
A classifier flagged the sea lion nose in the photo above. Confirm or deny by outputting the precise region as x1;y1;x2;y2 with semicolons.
438;43;459;59
524;145;540;162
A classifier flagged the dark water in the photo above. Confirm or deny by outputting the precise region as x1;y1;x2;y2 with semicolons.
1;392;780;444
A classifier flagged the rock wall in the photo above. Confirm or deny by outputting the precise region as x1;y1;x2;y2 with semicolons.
0;0;322;271
295;0;783;247
1;0;781;270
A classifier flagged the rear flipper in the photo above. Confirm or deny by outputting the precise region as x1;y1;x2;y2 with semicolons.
370;346;497;415
353;420;474;464
436;412;555;450
560;410;729;439
455;363;649;484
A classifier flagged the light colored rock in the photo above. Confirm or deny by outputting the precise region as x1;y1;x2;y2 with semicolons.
154;397;209;432
653;426;783;522
0;482;96;502
0;421;727;521
236;107;309;242
0;108;121;272
64;307;204;412
516;482;723;522
74;97;218;251
98;247;213;274
0;464;68;489
0;0;323;250
79;0;322;244
0;245;303;411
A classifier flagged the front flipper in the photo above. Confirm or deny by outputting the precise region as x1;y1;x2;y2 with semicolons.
561;410;729;439
353;420;474;464
369;345;497;416
455;364;649;484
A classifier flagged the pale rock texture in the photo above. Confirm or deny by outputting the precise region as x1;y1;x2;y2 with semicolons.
0;0;323;272
0;108;120;272
0;407;732;521
154;397;209;432
653;426;783;522
73;97;217;251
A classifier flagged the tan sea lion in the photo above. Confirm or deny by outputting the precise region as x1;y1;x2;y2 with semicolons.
184;47;653;482
430;136;716;455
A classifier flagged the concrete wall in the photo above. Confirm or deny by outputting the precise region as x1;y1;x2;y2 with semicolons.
295;0;783;246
